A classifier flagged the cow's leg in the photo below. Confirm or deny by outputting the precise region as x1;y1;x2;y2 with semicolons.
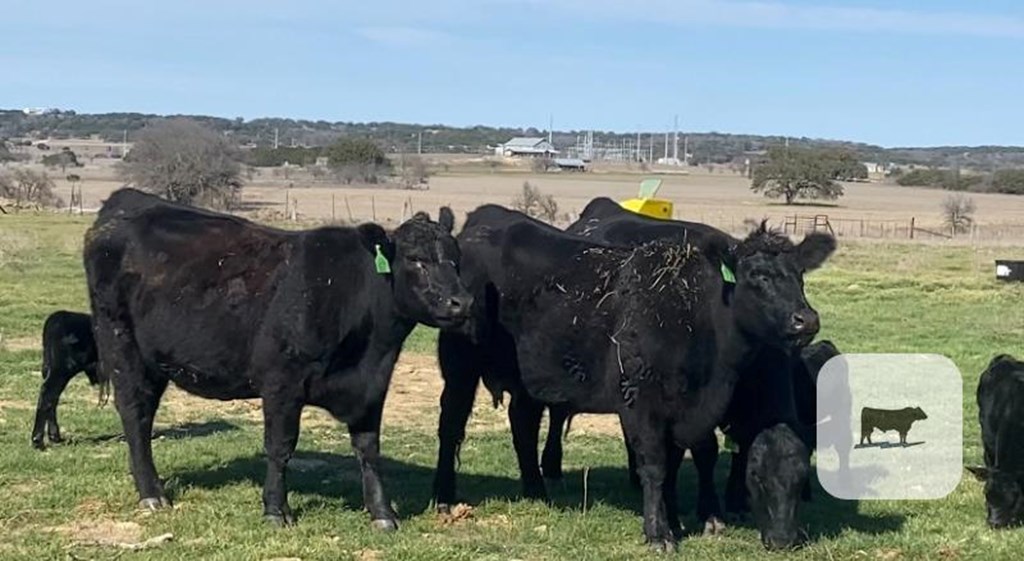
620;414;675;551
691;433;726;535
433;332;481;512
113;365;169;509
663;439;684;538
899;431;907;445
621;420;641;489
32;366;75;449
509;392;547;501
541;405;568;480
725;447;750;515
261;396;302;526
349;403;399;531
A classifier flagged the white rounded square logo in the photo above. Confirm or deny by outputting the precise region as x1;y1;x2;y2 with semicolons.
816;354;962;500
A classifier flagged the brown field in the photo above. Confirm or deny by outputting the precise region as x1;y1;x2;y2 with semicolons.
11;141;1024;244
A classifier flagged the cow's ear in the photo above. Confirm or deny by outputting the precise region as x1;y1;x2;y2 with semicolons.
439;206;455;234
699;234;735;273
966;466;990;482
796;233;836;272
412;210;431;222
357;223;395;262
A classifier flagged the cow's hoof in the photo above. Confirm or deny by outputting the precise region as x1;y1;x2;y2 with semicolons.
48;433;64;444
138;496;171;511
371;518;399;532
264;512;295;527
436;503;452;515
522;483;549;502
647;538;677;553
702;516;726;536
31;437;45;450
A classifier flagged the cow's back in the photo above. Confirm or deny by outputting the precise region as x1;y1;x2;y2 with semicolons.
84;190;380;400
978;355;1024;470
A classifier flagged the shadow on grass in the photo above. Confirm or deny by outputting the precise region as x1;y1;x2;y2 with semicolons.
78;419;242;444
854;441;925;450
172;449;906;543
765;201;842;209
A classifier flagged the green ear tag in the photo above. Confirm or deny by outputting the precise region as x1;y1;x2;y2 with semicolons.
374;244;391;275
720;263;736;284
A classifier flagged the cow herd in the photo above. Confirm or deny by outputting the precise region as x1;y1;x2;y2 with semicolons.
24;187;1024;552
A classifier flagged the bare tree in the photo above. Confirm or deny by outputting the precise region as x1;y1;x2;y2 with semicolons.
118;118;242;209
511;181;559;223
397;155;430;189
531;157;553;173
0;169;63;209
942;194;976;235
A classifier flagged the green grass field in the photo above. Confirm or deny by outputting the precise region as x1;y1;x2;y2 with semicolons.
2;213;1024;560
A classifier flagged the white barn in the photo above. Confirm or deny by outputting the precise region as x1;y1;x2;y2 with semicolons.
495;137;559;158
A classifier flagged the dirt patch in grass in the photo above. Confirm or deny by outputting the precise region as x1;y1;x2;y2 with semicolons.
108;352;625;439
383;353;624;438
53;519;143;546
0;336;39;351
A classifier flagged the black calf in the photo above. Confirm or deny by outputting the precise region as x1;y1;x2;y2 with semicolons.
31;310;97;449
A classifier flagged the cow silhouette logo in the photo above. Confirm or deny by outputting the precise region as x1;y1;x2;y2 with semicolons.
859;406;928;446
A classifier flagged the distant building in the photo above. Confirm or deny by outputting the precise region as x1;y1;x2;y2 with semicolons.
494;137;559;158
22;107;58;116
552;158;586;172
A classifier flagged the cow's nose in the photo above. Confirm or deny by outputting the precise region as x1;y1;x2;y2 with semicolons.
789;310;819;334
447;296;472;316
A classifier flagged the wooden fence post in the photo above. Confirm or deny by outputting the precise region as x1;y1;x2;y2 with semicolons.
332;194;336;222
910;217;915;239
371;196;377;222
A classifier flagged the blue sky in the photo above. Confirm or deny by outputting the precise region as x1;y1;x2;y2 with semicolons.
1;0;1022;147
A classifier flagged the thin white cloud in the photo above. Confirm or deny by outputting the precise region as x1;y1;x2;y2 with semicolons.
504;0;1024;38
356;26;456;47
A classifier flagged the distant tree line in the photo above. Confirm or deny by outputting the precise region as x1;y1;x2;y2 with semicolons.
6;109;1024;170
895;168;1024;195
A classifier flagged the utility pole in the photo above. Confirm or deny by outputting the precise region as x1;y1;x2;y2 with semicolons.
122;129;127;158
636;129;641;162
548;114;553;145
417;131;422;155
683;136;689;165
649;134;654;163
672;114;679;161
274;128;279;150
663;130;669;160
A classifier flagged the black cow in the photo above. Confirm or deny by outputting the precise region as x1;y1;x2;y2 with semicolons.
443;211;832;550
792;340;847;499
83;188;471;528
747;423;810;549
432;204;594;511
560;197;823;543
31;310;98;449
860;406;927;446
968;354;1024;528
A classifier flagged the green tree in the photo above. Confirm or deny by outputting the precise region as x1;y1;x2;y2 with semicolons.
323;138;390;184
751;146;844;204
0;141;15;164
823;150;868;181
42;148;81;173
990;169;1024;195
119;118;242;208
